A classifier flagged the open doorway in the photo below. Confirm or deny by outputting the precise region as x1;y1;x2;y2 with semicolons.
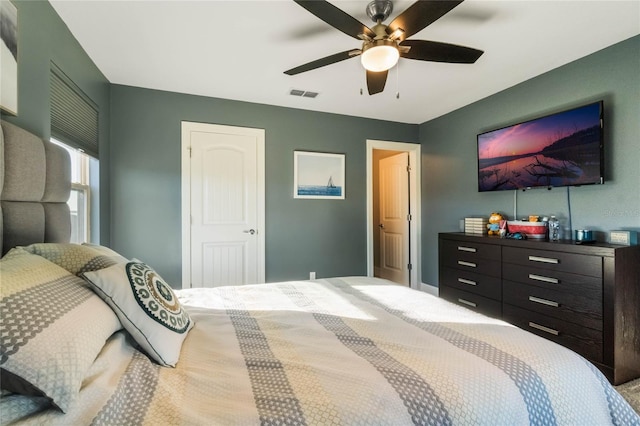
374;150;409;285
366;140;421;289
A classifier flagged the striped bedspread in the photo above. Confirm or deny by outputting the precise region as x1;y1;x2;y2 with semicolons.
2;276;638;425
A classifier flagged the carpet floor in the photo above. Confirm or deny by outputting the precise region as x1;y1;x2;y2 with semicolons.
616;378;640;415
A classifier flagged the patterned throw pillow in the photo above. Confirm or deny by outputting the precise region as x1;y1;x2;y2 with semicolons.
22;243;127;276
81;260;194;367
0;248;121;412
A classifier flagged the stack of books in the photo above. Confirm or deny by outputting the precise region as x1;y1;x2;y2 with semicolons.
464;217;488;234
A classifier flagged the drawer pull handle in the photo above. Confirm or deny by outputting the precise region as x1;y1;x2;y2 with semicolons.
528;255;559;264
457;298;477;308
457;246;477;253
458;278;477;286
528;296;559;308
528;322;559;336
528;274;559;284
457;261;477;268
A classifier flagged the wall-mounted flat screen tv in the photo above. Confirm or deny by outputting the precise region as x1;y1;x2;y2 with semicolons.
477;101;604;192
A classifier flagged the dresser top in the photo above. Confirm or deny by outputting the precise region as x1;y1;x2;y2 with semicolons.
439;232;639;257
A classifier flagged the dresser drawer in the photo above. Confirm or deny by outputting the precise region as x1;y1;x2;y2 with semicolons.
503;247;602;278
440;239;501;261
503;280;602;331
502;263;602;298
440;266;501;300
503;304;603;363
440;242;501;278
441;256;501;278
440;286;502;318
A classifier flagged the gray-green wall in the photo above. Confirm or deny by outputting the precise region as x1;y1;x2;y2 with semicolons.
1;0;111;245
419;35;640;286
109;86;418;286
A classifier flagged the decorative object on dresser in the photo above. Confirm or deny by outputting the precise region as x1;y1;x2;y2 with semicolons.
464;217;488;234
438;232;640;385
506;219;548;239
486;212;505;236
574;229;596;243
609;230;638;246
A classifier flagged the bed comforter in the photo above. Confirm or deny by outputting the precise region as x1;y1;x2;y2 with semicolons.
2;276;638;425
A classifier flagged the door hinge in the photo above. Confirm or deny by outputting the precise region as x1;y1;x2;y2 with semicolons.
406;165;411;172
407;214;412;221
408;263;412;270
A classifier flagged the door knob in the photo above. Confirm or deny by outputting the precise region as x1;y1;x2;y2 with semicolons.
243;229;256;235
379;224;385;229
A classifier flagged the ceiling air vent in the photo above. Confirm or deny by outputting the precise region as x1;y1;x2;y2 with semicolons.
289;89;319;98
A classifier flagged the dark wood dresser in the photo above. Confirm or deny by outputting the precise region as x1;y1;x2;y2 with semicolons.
438;232;640;385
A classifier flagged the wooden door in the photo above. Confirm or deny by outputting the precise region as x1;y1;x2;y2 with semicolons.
378;152;410;285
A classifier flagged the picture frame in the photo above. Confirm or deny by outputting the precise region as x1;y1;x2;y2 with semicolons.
294;151;345;199
1;0;18;115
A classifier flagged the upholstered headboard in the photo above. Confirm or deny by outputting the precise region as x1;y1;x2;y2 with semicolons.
0;120;72;256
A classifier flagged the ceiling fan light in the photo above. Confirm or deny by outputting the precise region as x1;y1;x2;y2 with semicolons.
361;44;399;72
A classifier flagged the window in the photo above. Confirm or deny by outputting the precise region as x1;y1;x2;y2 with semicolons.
50;63;99;157
51;139;91;243
49;62;99;244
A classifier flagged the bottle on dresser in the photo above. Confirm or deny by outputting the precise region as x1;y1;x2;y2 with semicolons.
548;215;560;241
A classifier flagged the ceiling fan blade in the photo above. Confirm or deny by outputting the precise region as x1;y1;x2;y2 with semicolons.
388;0;464;40
285;50;357;75
401;39;483;63
367;70;388;95
294;0;375;40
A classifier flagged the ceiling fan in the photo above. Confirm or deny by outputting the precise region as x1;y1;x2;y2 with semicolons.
284;0;484;95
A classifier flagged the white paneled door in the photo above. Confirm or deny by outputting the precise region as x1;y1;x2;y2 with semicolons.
181;122;265;288
379;152;410;285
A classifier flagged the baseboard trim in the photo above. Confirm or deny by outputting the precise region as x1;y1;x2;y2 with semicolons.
420;282;438;296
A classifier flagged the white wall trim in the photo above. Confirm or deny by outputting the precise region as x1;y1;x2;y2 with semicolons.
180;123;191;288
366;139;422;290
420;283;439;296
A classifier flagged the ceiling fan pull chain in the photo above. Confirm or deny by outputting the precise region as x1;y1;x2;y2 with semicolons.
396;63;400;99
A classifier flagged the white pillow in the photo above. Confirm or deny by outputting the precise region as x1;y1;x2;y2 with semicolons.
0;248;122;412
81;260;194;367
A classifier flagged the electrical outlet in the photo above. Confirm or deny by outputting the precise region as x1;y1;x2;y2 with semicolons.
309;272;316;280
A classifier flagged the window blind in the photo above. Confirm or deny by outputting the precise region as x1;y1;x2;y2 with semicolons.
50;63;99;158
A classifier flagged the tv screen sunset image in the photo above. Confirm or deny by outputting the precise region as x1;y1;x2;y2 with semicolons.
477;102;602;192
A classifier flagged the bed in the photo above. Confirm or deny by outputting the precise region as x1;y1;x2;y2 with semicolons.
1;120;639;425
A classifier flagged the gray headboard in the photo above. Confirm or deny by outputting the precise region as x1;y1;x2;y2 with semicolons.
0;120;72;256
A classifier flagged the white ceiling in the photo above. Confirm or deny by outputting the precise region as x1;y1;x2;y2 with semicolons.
49;0;639;124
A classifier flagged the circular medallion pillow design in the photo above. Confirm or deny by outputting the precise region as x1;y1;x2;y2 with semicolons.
126;262;191;333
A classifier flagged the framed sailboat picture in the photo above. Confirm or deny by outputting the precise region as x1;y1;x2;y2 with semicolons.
294;151;345;199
